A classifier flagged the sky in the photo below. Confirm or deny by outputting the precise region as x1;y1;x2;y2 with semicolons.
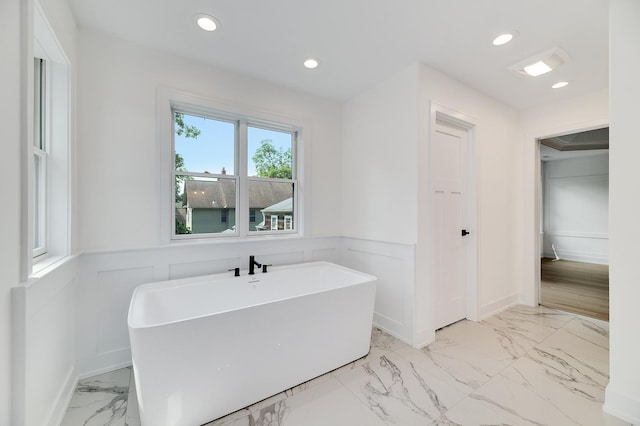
175;112;293;177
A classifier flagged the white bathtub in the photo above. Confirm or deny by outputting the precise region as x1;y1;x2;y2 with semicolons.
127;261;376;426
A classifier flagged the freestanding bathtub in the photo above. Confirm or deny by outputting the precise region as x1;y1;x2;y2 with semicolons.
127;261;377;426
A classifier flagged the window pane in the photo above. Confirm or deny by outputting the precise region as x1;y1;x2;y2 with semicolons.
247;126;293;178
33;154;43;249
249;180;294;231
176;176;237;235
175;112;235;175
34;58;45;150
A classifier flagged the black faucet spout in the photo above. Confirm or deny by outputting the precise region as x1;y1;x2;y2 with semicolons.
249;255;262;275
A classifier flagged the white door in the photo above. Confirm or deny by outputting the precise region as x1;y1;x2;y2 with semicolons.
432;122;469;329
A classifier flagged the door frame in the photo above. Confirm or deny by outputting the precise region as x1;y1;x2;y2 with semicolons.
431;104;479;324
523;119;609;307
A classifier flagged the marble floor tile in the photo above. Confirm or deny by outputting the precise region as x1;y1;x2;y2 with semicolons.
61;308;630;426
437;318;535;362
246;376;388;426
394;334;511;394
331;327;407;377
484;304;575;343
61;368;131;426
336;352;467;425
563;315;610;350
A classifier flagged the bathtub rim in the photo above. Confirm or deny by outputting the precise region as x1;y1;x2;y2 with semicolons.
127;261;376;330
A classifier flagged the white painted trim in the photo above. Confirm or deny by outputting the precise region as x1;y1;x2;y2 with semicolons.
479;293;520;320
46;366;76;426
157;87;308;243
604;385;640;425
523;119;609;307
430;103;480;323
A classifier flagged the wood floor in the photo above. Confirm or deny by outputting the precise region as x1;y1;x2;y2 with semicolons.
540;257;609;321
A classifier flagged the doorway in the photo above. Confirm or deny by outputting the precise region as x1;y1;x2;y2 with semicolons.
538;127;609;321
430;107;478;330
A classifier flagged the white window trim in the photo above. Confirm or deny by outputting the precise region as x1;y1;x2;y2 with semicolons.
28;3;72;276
158;88;306;242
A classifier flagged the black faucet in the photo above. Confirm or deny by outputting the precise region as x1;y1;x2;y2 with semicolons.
248;255;262;275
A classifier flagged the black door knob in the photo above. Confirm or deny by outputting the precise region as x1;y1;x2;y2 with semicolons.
461;229;470;236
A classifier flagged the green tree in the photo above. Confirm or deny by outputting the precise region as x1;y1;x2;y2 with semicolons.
252;139;292;179
174;112;200;234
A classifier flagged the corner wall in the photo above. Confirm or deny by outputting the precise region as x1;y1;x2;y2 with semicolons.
519;89;608;306
0;0;24;422
605;0;640;423
416;65;521;344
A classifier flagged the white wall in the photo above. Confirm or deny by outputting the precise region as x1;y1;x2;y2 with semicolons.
0;0;24;422
342;63;522;346
76;29;343;251
416;65;521;343
519;90;608;305
342;64;420;244
542;154;609;264
8;0;79;425
605;0;640;423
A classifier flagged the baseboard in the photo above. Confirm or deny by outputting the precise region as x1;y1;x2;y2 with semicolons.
413;328;436;349
542;251;608;265
76;347;133;379
47;366;77;426
604;385;640;425
373;313;412;347
479;293;520;320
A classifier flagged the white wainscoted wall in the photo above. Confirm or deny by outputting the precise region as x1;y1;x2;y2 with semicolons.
13;236;414;425
542;154;609;264
74;237;415;379
12;257;78;426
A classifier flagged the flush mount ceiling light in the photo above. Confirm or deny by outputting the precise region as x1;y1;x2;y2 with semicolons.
552;81;569;89
194;13;220;32
509;47;569;77
303;58;320;69
492;31;517;46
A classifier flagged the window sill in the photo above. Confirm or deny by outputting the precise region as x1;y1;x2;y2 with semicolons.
31;255;68;278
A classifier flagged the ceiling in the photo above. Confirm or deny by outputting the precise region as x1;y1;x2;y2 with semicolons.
67;0;609;110
540;127;609;161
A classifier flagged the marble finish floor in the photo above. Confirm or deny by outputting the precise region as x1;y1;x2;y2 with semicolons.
61;305;629;426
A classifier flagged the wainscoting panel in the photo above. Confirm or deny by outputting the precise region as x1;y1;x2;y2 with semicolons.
12;256;79;426
340;238;415;345
97;266;154;354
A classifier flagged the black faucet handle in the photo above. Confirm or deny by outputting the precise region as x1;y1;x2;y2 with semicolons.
262;264;272;273
228;267;240;277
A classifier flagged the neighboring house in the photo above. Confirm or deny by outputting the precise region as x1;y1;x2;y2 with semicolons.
181;179;292;233
259;197;293;231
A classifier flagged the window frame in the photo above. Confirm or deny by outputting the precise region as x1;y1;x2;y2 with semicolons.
27;3;72;277
33;57;48;258
165;95;303;241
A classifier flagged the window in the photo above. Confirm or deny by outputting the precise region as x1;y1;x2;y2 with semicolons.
33;58;47;258
271;215;279;230
172;109;297;238
284;215;293;230
29;4;71;273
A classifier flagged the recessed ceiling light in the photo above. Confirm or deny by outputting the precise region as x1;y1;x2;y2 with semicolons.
509;47;569;78
194;13;220;32
552;81;569;89
303;58;320;69
524;61;553;77
492;33;514;46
